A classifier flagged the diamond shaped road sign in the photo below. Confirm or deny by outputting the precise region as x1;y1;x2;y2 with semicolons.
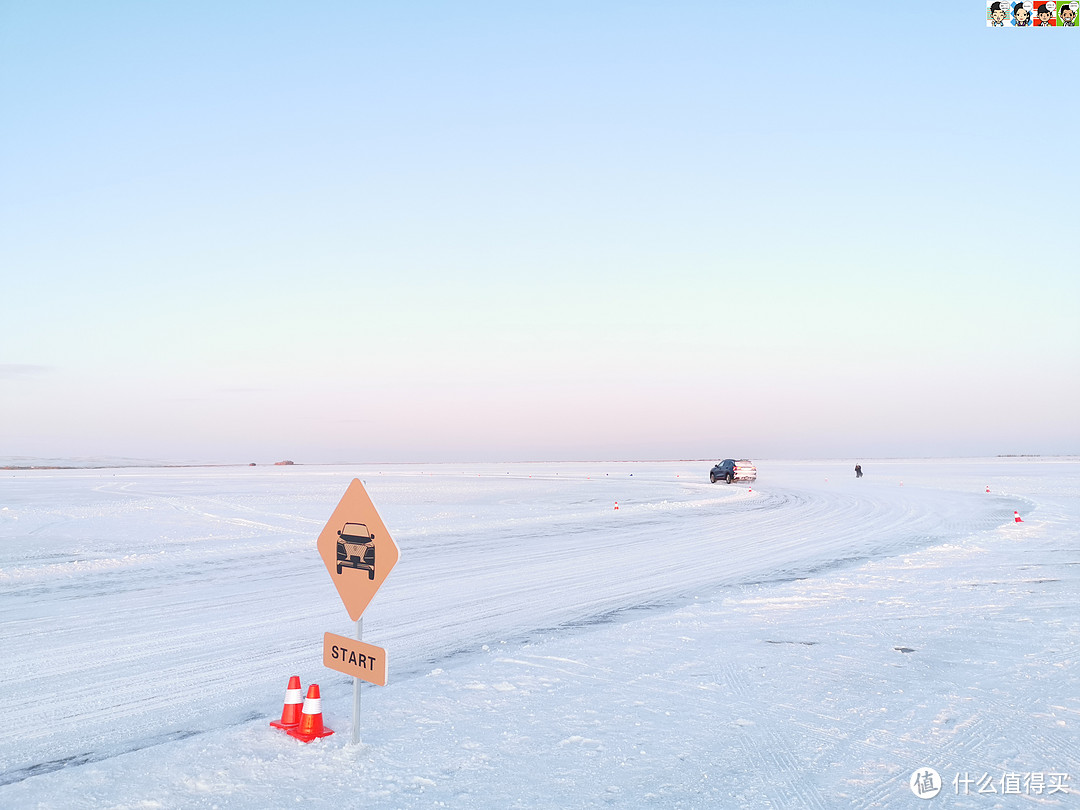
317;478;400;621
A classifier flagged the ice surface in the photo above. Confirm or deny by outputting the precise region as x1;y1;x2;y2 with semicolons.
0;459;1076;808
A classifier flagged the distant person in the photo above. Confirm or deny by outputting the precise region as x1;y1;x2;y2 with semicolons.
855;464;863;479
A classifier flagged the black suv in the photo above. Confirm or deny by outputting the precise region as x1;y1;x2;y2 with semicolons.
709;459;757;484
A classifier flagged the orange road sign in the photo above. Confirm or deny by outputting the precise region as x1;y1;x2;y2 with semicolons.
317;479;400;621
323;632;388;686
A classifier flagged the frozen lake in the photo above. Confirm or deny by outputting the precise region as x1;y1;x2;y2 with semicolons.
1;458;1076;807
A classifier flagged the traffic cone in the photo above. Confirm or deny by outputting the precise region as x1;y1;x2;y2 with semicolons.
287;684;334;742
270;675;304;730
986;486;990;493
614;501;619;510
1014;511;1023;523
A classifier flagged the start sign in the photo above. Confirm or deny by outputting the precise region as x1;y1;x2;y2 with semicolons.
316;479;400;621
324;632;388;687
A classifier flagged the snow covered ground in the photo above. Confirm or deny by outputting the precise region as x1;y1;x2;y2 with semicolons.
0;458;1076;808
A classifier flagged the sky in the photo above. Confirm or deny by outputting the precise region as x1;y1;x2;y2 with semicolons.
2;2;1078;463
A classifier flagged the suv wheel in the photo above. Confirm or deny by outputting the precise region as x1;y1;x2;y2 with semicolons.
710;473;716;483
726;473;733;484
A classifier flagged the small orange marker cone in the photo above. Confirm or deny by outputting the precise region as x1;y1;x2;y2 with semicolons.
270;675;304;730
287;684;334;742
614;501;619;510
1014;511;1023;523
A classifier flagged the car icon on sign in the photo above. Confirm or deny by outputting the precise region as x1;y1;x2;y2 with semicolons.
336;522;376;579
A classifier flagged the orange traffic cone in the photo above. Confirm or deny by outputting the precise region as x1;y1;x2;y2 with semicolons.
1014;511;1023;523
288;684;334;742
270;675;304;730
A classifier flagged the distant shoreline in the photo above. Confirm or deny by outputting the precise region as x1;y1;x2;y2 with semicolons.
3;454;1073;472
1;463;250;471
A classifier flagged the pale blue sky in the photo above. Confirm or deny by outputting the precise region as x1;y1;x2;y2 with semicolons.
2;2;1078;462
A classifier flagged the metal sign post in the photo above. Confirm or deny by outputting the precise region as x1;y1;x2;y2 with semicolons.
352;618;363;745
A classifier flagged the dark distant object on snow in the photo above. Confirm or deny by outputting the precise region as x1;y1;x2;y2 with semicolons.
855;464;863;478
709;459;757;484
249;462;257;466
275;460;295;466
